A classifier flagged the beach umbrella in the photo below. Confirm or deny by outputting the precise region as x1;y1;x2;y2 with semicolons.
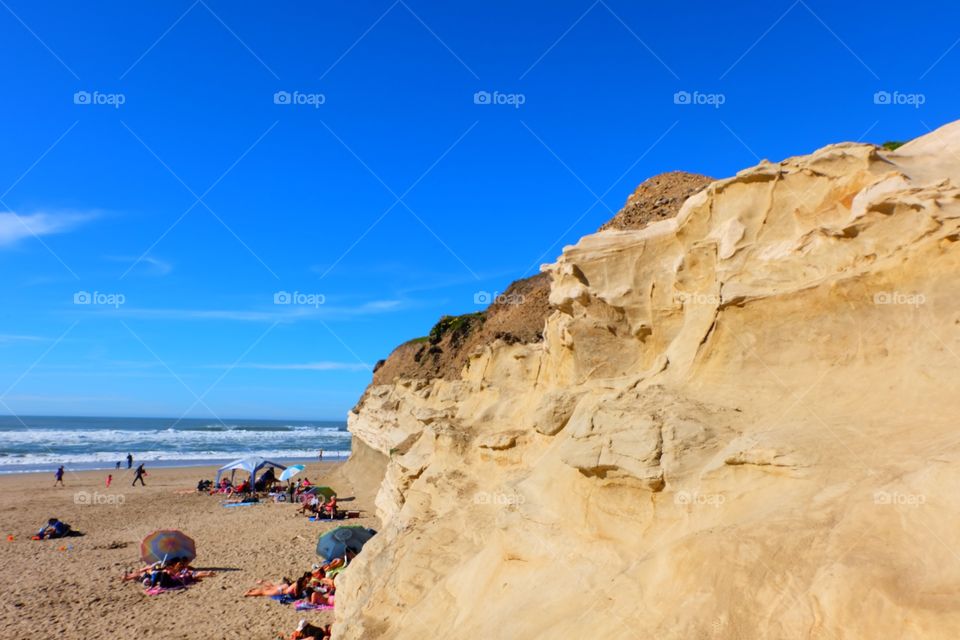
279;464;306;481
316;525;376;562
140;529;196;565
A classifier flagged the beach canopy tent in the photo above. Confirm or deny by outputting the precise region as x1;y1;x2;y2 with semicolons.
214;456;286;488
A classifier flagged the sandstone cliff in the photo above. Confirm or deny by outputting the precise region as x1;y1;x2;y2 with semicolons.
335;121;960;639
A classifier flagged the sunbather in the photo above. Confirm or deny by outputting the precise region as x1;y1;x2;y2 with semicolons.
246;572;313;599
169;559;215;580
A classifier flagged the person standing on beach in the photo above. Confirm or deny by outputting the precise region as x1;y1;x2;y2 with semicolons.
106;474;112;488
318;449;323;461
132;463;146;486
126;453;133;469
53;465;65;487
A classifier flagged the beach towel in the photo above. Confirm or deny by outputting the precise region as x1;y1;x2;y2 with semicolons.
295;601;334;611
270;594;297;605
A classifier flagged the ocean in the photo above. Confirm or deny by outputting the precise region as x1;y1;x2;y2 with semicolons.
0;415;350;474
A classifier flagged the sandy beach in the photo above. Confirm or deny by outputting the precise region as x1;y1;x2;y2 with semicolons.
0;461;377;639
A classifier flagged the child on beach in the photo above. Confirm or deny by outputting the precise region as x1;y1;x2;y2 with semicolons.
53;465;65;487
106;474;112;488
34;518;70;540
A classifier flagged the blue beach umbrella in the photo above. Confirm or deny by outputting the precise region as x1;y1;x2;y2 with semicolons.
279;464;306;482
316;526;376;562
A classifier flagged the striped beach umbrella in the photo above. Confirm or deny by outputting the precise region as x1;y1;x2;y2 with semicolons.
140;529;196;565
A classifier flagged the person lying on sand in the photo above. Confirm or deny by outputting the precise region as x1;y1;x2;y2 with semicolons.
244;577;294;598
34;518;70;540
245;572;315;599
169;559;215;580
122;560;214;586
121;564;156;582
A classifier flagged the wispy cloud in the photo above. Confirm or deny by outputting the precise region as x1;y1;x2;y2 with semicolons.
205;361;371;371
0;211;94;248
106;255;172;276
115;299;407;323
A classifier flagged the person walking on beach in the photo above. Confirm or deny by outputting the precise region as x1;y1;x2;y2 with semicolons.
318;448;323;461
106;474;112;489
126;453;133;469
53;465;65;487
132;463;146;486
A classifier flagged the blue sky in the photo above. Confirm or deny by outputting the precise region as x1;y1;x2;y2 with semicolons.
0;0;957;419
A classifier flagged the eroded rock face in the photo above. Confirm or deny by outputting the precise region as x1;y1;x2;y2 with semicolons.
334;121;960;639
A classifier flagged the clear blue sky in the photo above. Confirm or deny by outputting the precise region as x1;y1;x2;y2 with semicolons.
1;1;956;419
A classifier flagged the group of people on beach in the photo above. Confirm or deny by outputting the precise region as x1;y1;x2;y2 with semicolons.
243;555;346;606
43;456;347;637
245;555;354;640
52;453;147;488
